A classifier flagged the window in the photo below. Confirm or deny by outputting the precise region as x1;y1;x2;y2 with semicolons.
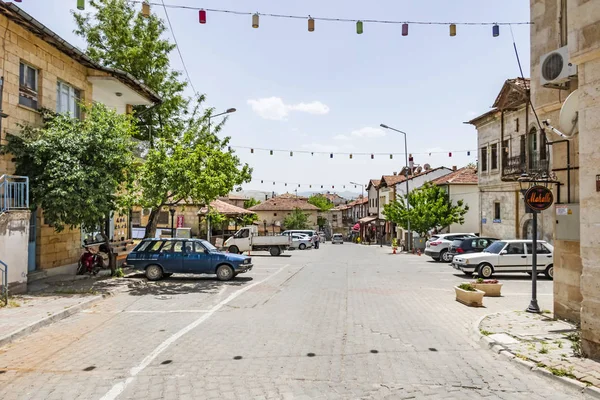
194;241;207;253
57;81;81;118
173;241;184;253
273;213;277;217
515;118;520;132
160;241;174;253
131;211;141;226
526;243;552;254
506;242;525;254
494;202;501;220
540;132;547;160
148;240;164;252
157;211;169;224
19;62;38;109
491;143;498;170
480;146;488;172
502;139;510;168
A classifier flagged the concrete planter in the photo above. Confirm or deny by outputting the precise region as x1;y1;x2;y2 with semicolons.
454;286;485;307
472;283;503;297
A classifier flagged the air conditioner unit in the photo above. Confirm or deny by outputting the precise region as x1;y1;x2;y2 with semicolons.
540;46;577;87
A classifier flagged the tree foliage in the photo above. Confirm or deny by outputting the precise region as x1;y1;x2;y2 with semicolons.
239;213;259;227
283;208;310;230
382;182;469;237
317;216;327;228
73;0;187;141
308;194;333;211
134;98;252;238
243;198;260;209
2;104;136;273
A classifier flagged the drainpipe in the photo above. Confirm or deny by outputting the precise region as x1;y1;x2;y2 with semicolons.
515;190;520;238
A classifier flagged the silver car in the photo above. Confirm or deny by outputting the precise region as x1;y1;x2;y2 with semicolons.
289;233;312;250
331;234;343;244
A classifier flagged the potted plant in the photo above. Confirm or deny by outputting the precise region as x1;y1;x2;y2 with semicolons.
392;238;398;254
472;278;502;297
454;283;485;307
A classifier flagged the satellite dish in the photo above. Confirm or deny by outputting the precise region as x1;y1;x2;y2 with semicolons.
416;166;423;173
423;163;431;170
559;89;579;138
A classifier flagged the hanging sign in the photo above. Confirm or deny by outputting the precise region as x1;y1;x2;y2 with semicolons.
176;215;185;228
524;186;554;211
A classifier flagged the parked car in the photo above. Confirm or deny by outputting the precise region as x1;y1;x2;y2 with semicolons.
448;237;499;260
125;238;253;281
225;226;291;256
331;233;343;244
290;233;313;250
281;230;317;239
425;233;477;262
452;240;554;279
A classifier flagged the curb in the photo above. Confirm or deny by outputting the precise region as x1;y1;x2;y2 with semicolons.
0;293;110;348
473;313;600;399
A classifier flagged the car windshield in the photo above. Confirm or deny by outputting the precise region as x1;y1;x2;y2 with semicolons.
200;240;218;252
484;241;506;254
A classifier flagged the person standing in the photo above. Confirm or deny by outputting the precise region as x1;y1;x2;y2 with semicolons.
313;232;320;249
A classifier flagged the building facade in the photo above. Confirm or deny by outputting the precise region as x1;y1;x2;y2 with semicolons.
0;3;159;280
248;196;319;234
529;0;600;357
468;78;553;242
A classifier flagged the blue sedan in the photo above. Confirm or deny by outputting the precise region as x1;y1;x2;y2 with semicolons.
125;238;253;281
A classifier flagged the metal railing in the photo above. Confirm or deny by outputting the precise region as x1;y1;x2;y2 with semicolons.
0;259;7;305
502;155;526;177
0;175;29;213
502;154;549;180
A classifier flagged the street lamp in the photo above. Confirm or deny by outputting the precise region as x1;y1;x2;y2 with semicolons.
263;219;267;235
208;108;236;132
519;174;540;314
380;124;411;251
350;182;365;199
169;207;176;238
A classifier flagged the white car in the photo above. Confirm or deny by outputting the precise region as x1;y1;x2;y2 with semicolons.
452;239;554;279
289;233;313;250
424;233;477;262
331;234;343;244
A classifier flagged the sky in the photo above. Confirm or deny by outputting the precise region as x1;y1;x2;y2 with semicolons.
17;0;531;196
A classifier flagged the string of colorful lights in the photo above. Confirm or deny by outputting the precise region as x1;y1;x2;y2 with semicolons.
228;145;473;158
66;0;531;37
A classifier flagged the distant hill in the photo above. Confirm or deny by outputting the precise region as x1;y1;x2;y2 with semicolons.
232;189;362;202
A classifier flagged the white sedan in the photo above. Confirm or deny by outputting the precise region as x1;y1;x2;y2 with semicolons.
289;233;313;250
452;239;554;279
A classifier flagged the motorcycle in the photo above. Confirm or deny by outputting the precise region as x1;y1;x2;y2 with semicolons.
76;243;107;275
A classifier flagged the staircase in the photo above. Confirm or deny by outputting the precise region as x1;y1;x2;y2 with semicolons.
0;175;29;213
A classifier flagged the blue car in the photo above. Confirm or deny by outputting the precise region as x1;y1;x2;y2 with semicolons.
125;238;253;281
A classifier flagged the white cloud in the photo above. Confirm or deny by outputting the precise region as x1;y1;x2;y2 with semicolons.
333;134;351;141
247;97;330;121
351;127;386;138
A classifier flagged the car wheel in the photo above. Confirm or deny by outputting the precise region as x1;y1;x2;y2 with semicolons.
545;264;554;280
145;264;163;281
299;243;306;250
228;245;239;254
440;250;451;262
270;246;281;256
478;263;494;279
216;264;234;281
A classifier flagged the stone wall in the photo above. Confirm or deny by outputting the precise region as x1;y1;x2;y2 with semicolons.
447;184;479;234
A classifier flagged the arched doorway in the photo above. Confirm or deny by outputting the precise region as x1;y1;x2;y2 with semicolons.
522;218;541;240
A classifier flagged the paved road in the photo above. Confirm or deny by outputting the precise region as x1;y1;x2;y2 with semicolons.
0;244;590;399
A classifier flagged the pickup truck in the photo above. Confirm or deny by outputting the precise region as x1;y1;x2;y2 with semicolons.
224;226;291;256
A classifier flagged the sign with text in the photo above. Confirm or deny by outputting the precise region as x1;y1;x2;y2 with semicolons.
176;215;184;228
524;185;554;212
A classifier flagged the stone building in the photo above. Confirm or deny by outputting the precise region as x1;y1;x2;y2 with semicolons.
248;196;319;234
529;0;600;357
467;78;554;242
0;3;159;283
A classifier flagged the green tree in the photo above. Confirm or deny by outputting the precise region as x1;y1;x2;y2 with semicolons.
382;182;469;237
283;208;310;230
308;194;333;211
73;0;187;141
317;216;328;229
135;98;252;238
2;104;137;274
243;198;260;209
239;213;259;227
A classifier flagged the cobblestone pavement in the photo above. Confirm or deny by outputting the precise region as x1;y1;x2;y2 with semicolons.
481;311;600;388
0;244;593;399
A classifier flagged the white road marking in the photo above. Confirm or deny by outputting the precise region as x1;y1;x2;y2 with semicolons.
100;264;291;400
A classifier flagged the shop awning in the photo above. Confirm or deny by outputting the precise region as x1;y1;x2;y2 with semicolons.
352;223;360;231
358;216;377;224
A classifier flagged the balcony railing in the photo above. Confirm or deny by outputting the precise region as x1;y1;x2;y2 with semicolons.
0;175;29;213
502;154;549;180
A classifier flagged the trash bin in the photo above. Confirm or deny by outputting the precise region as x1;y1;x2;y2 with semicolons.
413;237;426;250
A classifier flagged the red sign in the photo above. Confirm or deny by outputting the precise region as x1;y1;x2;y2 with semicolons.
176;215;184;228
524;185;554;211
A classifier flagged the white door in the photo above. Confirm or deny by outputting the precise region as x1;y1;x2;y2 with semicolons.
525;242;553;272
498;242;528;272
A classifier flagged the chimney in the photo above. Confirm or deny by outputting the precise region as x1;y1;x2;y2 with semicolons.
393;171;397;176
452;166;457;171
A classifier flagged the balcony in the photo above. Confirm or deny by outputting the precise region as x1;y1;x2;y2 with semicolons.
0;175;29;213
502;154;549;181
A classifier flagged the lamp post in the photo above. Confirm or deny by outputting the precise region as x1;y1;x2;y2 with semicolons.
350;182;365;199
263;219;267;236
379;220;385;248
169;207;176;238
208;108;236;132
380;124;411;251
